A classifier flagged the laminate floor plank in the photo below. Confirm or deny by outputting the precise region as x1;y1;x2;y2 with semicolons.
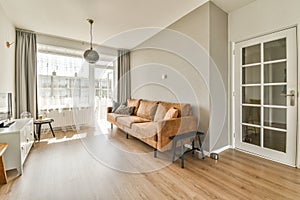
0;126;299;200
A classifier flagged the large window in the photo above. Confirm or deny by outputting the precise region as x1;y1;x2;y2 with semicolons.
37;44;117;127
37;45;89;111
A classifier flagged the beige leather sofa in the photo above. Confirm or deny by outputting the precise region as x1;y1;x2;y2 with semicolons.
107;99;198;152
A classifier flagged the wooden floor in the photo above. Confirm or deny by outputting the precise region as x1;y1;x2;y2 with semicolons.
0;123;300;200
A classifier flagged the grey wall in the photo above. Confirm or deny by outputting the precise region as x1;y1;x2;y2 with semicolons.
131;2;228;152
209;2;228;151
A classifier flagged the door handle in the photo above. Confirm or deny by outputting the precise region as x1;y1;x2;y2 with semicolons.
280;90;295;106
280;91;295;97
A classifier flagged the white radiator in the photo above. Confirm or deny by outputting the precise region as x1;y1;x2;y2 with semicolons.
46;107;93;129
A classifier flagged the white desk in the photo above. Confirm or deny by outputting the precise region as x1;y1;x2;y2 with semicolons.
0;118;34;175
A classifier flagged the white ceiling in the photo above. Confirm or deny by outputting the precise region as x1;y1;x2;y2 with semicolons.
0;0;256;49
212;0;256;13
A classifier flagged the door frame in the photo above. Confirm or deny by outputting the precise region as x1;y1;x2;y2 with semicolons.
230;26;299;167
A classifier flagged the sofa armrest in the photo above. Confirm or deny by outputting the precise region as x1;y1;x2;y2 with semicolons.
156;116;197;151
107;106;113;113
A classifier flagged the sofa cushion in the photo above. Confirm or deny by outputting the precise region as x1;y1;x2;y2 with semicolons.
163;107;178;120
131;122;158;139
127;99;141;115
107;113;127;123
114;105;135;115
116;116;150;128
154;102;191;121
136;100;158;121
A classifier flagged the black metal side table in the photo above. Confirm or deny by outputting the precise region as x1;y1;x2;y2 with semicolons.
34;118;55;141
170;131;205;168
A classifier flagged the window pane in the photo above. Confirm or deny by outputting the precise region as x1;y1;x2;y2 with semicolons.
37;50;88;110
242;65;260;84
242;125;260;146
242;87;261;104
242;44;261;65
264;107;286;130
95;68;114;120
264;86;286;106
264;38;286;62
263;129;286;152
242;106;260;125
264;62;286;83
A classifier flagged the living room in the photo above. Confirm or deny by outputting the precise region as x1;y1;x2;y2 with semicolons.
0;0;300;199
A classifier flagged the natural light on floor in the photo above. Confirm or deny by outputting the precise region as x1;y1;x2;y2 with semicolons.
43;132;88;144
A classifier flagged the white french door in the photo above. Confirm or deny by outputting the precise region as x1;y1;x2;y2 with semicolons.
234;27;297;166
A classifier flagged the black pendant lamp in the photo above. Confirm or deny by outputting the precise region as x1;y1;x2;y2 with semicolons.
84;19;99;64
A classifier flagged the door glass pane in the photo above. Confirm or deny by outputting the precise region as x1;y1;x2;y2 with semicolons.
264;62;286;83
264;38;286;62
242;106;260;125
95;68;114;121
242;125;260;146
242;87;260;104
264;107;286;129
264;86;286;106
263;129;286;152
242;44;261;65
242;65;260;84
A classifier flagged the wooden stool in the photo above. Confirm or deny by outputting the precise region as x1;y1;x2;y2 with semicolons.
0;143;8;184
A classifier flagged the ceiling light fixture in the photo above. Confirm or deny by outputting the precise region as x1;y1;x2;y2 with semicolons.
83;19;99;64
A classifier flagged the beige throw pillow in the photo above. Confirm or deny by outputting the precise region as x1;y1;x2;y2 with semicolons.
136;100;158;121
163;107;178;120
154;104;167;121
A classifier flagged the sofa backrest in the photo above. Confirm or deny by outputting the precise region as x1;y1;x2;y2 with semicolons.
153;101;191;121
130;99;192;121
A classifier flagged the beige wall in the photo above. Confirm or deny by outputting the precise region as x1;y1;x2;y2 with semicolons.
131;2;228;152
0;4;15;117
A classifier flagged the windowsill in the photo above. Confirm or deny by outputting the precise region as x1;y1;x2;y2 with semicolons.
39;106;91;112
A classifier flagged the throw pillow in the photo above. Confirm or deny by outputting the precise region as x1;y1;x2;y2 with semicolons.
154;104;167;122
127;99;141;115
136;100;158;121
112;101;126;113
114;105;135;115
163;107;178;120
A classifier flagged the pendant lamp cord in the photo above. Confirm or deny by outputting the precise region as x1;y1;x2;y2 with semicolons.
88;19;94;50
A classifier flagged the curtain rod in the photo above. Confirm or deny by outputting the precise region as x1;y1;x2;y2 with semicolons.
16;28;35;34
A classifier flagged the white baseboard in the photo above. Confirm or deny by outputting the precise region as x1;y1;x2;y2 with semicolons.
184;144;210;156
211;145;232;154
183;144;232;157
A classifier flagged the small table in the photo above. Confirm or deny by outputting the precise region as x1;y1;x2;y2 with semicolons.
34;118;55;141
170;131;205;168
0;143;8;184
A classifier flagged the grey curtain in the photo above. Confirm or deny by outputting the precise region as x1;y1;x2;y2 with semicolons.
15;29;37;119
117;50;131;103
